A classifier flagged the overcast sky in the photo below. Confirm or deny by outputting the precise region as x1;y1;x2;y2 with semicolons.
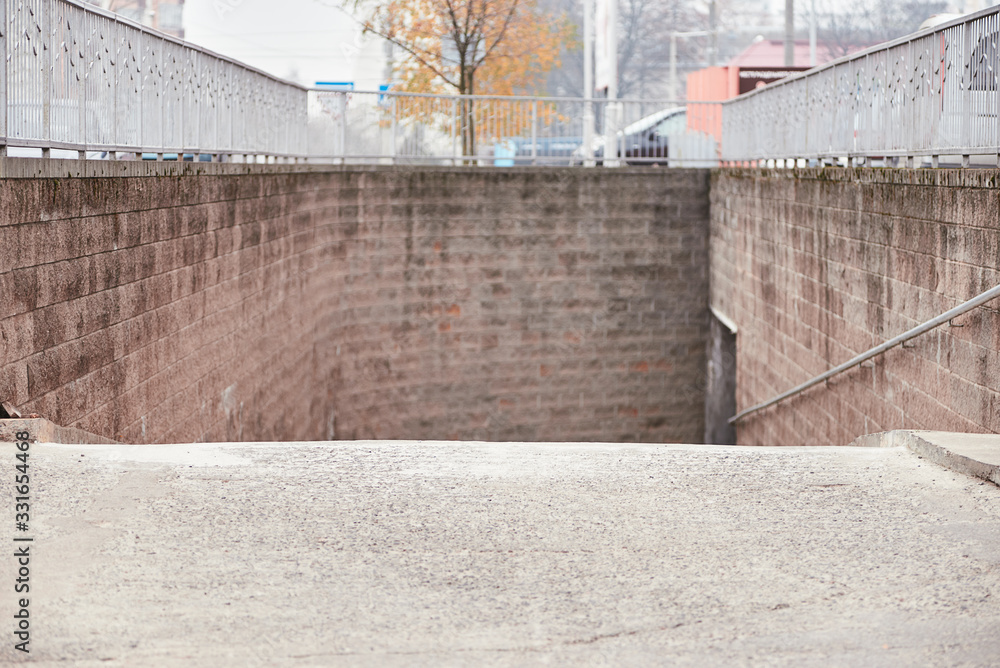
184;0;384;87
182;0;809;88
183;0;990;89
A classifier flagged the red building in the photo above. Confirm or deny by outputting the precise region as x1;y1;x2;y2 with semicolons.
686;39;846;145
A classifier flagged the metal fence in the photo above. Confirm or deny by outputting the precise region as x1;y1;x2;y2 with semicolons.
722;5;1000;166
1;0;307;158
307;89;720;166
0;0;720;165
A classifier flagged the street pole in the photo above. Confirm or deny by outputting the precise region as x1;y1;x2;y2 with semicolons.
669;30;715;103
584;0;594;165
709;0;717;67
809;0;817;66
607;0;617;103
670;33;678;102
784;0;794;67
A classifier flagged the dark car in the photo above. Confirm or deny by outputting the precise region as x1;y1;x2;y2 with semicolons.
574;107;687;165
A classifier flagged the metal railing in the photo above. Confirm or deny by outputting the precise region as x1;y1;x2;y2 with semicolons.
722;5;1000;165
0;0;722;164
728;283;1000;424
307;90;720;166
0;0;308;158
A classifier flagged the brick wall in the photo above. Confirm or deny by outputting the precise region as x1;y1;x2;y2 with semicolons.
711;168;1000;446
0;161;710;444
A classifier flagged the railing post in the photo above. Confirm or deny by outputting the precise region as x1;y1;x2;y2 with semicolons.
996;14;1000;164
603;100;620;167
43;0;52;153
530;102;537;165
391;94;397;164
0;0;6;155
79;5;87;156
451;97;458;166
339;91;346;165
137;26;143;155
960;23;972;152
112;17;118;153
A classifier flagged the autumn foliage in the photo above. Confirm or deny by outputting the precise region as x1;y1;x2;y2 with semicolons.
354;0;575;157
358;0;574;96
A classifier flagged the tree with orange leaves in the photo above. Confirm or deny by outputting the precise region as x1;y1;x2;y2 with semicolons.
353;0;574;156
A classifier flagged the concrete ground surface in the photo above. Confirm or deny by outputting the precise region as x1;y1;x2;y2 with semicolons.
3;440;1000;667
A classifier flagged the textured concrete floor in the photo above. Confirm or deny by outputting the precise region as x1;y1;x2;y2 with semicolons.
3;441;1000;666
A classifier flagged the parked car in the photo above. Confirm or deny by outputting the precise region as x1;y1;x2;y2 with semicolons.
573;107;687;165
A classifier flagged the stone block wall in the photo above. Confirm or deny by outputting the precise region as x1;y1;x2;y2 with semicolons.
0;161;710;443
711;168;1000;445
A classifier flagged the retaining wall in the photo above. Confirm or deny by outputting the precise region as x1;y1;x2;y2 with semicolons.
0;161;710;443
711;168;1000;445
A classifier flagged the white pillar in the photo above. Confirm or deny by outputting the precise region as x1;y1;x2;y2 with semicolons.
603;0;619;167
583;0;595;165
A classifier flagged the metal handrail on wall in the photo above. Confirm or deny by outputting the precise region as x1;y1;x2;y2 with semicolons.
721;5;1000;165
729;283;1000;424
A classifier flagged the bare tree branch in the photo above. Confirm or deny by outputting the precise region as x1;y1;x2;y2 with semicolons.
364;21;460;88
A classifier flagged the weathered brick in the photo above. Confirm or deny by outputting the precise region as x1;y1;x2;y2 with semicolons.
714;168;1000;445
0;166;712;443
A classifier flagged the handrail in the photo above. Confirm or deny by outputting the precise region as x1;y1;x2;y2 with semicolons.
720;4;1000;163
1;0;308;157
728;283;1000;424
721;4;1000;108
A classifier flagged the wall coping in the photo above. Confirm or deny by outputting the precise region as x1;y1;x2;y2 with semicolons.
711;166;1000;189
0;158;711;180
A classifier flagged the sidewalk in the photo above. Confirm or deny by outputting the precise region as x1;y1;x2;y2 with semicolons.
4;438;999;666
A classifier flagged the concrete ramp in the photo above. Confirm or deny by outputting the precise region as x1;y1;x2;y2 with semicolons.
4;440;1000;666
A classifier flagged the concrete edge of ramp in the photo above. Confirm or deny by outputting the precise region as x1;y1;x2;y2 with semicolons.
853;429;1000;486
4;416;997;487
0;417;119;445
